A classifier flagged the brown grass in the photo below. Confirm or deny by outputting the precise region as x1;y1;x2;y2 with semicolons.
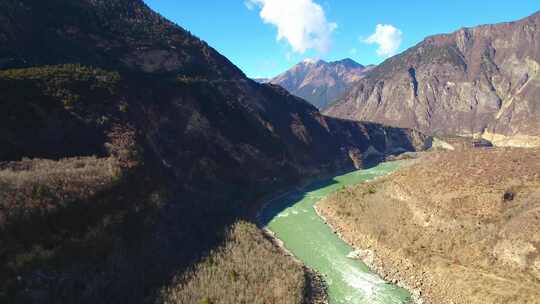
319;148;540;303
160;221;305;304
0;156;120;226
0;156;131;300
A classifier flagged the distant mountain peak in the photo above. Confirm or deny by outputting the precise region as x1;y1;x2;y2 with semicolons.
301;58;325;65
269;58;373;109
330;58;364;68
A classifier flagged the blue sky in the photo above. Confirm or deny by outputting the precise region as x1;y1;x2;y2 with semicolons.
143;0;539;78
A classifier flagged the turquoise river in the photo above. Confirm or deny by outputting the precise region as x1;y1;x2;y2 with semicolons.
260;162;411;304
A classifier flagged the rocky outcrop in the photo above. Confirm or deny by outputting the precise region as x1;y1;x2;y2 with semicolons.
269;58;374;109
325;11;540;147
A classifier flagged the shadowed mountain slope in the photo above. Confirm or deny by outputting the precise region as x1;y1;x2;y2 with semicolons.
0;1;429;303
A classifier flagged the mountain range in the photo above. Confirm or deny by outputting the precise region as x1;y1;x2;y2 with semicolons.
2;0;539;303
0;0;428;303
266;58;374;109
325;11;540;147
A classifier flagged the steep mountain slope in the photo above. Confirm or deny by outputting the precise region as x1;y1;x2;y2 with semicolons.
269;58;373;109
0;0;429;303
325;11;540;147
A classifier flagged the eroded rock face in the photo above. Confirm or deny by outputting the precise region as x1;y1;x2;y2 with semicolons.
325;11;540;147
269;59;374;109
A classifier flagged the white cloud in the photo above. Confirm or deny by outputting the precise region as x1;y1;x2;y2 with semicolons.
364;24;402;58
247;0;337;53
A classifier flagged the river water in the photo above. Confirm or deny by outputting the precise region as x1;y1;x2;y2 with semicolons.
260;162;411;304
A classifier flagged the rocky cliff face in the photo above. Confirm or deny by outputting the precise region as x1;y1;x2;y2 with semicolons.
325;11;540;147
269;58;373;109
0;1;429;303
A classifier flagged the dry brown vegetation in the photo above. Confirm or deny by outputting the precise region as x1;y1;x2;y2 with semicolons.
0;156;122;292
319;148;540;304
0;156;312;304
160;221;306;304
0;156;315;304
0;154;173;303
0;157;120;225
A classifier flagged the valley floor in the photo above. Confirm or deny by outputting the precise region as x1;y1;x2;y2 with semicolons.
318;148;540;304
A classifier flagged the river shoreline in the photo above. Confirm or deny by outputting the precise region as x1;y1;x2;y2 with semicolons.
314;204;424;304
316;149;540;303
256;162;415;304
313;160;426;304
255;174;334;304
259;226;329;304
